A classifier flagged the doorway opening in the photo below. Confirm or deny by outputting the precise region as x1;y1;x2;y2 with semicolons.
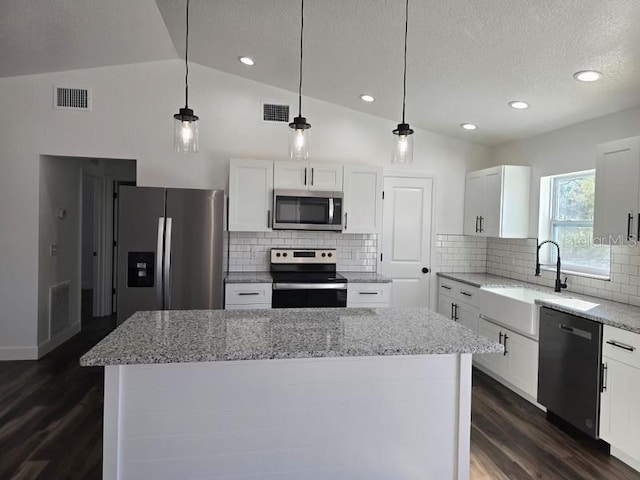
38;156;136;358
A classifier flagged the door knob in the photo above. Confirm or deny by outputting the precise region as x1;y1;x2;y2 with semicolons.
421;267;429;274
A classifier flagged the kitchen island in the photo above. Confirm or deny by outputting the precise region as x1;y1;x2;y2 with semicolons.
81;307;502;480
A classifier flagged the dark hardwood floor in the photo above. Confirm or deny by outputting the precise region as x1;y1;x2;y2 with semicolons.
2;313;640;479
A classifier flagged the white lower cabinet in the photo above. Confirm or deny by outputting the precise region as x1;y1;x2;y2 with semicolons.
347;283;391;307
437;277;479;333
224;283;272;310
600;326;640;471
475;317;539;399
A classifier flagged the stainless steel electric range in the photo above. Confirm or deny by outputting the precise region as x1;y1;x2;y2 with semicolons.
270;248;347;308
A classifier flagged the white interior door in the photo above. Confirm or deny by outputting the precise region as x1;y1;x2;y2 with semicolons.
381;176;433;308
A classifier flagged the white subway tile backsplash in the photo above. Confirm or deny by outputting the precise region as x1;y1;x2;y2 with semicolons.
228;231;378;272
435;234;487;273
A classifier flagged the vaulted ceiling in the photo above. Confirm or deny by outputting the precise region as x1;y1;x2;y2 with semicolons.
2;0;640;146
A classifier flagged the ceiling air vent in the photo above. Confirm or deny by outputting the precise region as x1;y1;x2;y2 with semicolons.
54;86;91;111
262;102;290;123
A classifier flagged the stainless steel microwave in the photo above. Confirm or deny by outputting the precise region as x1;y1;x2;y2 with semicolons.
272;189;343;231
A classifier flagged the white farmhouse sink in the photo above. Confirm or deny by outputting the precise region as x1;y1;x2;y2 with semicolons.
478;286;560;336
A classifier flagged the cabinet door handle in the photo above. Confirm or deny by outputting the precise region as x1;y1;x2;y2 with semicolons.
304;168;308;186
606;340;636;352
499;332;503;344
267;210;271;228
454;304;459;321
601;363;608;392
637;213;639;242
475;216;479;233
238;292;260;296
628;213;634;240
441;285;452;290
344;212;348;230
479;216;484;233
359;291;379;295
311;167;314;186
503;333;508;356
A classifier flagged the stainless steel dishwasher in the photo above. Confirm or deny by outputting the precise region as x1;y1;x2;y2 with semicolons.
538;306;603;438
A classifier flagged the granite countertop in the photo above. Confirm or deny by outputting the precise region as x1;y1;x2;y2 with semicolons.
438;272;640;334
225;272;273;283
339;272;392;283
80;307;503;366
437;272;523;288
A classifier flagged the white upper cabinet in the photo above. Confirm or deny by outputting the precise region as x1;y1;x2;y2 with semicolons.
463;165;531;238
228;159;273;232
343;165;383;234
274;161;343;191
593;136;640;245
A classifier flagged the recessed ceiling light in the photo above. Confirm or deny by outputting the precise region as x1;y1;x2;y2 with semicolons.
238;56;255;66
509;101;529;110
573;70;603;82
359;94;375;103
460;123;477;130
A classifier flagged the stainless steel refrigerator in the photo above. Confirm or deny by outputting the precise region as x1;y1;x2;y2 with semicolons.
116;186;225;323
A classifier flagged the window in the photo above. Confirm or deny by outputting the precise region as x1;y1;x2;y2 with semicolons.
539;170;610;278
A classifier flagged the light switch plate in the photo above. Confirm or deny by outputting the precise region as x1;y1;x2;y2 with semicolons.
50;244;59;256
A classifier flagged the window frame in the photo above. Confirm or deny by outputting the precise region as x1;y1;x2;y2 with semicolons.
539;169;610;279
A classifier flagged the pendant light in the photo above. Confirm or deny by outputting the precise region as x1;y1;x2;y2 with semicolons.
289;0;311;161
173;0;199;153
391;0;414;164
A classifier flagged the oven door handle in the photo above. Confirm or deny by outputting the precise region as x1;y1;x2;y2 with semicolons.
273;283;347;290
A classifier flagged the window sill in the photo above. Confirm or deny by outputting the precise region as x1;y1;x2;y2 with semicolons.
540;265;610;281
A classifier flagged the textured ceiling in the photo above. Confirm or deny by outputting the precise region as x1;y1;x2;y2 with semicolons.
2;0;640;146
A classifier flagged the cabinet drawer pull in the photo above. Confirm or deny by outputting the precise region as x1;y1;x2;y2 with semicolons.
503;333;508;356
601;363;608;392
238;292;261;296
460;291;472;297
358;291;379;295
441;285;452;290
606;340;636;352
628;213;634;241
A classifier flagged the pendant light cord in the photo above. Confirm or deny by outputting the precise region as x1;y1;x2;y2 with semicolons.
401;0;408;124
184;0;190;108
297;0;304;117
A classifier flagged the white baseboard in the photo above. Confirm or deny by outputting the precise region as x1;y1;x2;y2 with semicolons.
38;323;81;358
0;346;39;361
611;447;640;474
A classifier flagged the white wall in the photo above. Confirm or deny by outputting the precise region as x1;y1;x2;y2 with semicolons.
0;59;489;358
492;106;640;236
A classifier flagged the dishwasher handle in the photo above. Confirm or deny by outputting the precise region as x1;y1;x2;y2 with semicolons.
559;323;592;340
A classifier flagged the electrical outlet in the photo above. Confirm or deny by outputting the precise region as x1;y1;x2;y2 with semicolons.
50;244;59;257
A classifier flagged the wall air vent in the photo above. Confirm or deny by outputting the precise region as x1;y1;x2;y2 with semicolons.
262;102;290;123
54;86;91;110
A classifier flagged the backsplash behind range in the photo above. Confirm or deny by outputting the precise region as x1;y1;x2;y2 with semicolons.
228;230;377;272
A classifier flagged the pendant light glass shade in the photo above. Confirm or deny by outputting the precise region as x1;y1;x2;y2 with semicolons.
391;0;414;164
289;0;311;160
392;123;414;164
289;116;311;161
174;108;199;153
173;0;199;153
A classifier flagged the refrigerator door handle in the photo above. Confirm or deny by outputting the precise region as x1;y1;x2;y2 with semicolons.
156;217;165;307
163;217;173;309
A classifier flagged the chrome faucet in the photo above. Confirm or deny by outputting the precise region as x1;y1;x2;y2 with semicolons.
535;240;567;293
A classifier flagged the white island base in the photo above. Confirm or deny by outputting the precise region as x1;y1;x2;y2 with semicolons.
103;354;472;480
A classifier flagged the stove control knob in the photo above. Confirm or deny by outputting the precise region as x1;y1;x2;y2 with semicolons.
328;252;333;257
276;253;281;257
321;253;326;257
283;252;288;257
